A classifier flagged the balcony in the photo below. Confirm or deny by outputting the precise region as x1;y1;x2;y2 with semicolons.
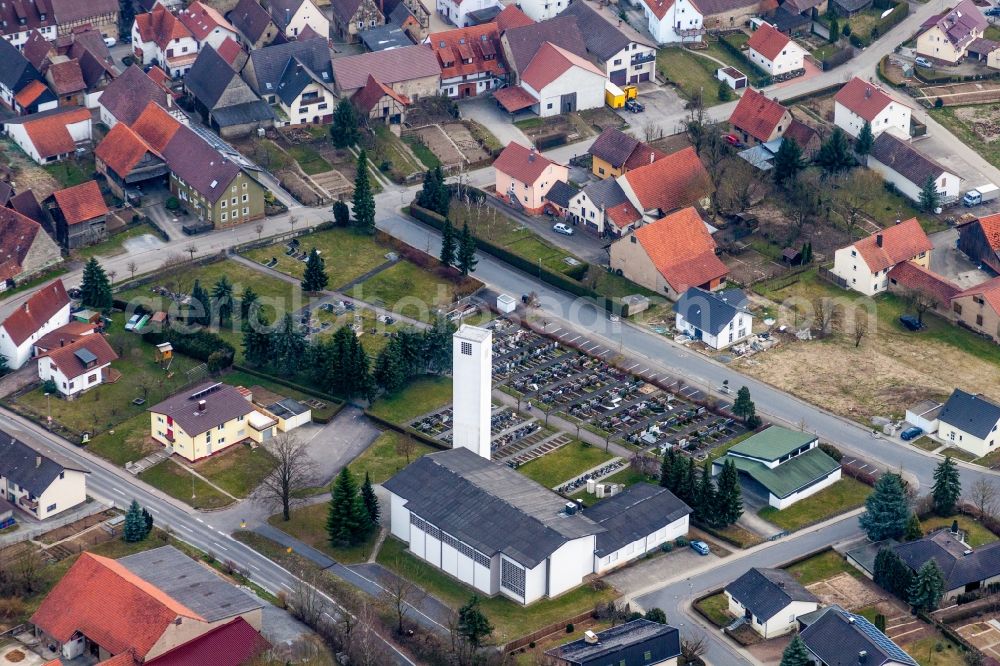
631;52;656;65
675;27;706;37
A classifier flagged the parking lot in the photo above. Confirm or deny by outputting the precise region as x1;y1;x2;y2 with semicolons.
612;84;688;136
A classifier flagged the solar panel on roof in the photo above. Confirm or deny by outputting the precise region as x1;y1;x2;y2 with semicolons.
848;613;917;665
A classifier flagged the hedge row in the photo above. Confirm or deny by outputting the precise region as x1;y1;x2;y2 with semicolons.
144;328;235;368
821;47;853;71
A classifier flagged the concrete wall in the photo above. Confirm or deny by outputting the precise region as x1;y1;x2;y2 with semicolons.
548;535;596;597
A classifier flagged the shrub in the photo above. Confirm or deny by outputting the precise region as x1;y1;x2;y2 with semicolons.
566;623;575;633
819;442;843;461
204;551;216;564
661;542;674;552
935;97;944;108
529;641;536;649
165;196;180;211
0;596;26;620
675;537;689;547
275;591;287;609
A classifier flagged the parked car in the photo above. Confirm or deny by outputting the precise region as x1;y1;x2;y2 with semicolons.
625;99;644;113
124;314;141;331
690;540;710;556
103;36;116;48
914;56;933;68
552;223;574;236
899;314;925;331
900;426;924;441
986;7;1000;16
724;134;743;147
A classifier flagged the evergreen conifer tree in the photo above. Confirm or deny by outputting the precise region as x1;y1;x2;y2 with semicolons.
124;500;147;543
190;279;211;326
327;467;369;546
361;471;380;526
860;473;910;541
780;636;812;666
330;98;360;148
457;596;494;649
659;449;675;489
440;219;457;266
908;559;945;612
81;258;113;311
716;459;743;525
301;248;329;292
855;121;874;156
457;222;478;275
932;456;961;516
919;174;941;213
694;461;717;524
352;150;376;234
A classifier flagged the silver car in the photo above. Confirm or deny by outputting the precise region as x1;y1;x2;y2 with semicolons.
552;223;574;236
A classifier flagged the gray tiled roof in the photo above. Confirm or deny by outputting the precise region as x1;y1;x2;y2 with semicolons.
938;389;1000;439
673;287;750;336
383;448;604;568
0;429;88;496
248;37;332;94
580;177;629;210
359;23;413;51
559;2;639;61
186;46;239;109
331;44;439;92
725;568;817;622
268;0;307;31
544;180;577;208
0;38;42;93
210;100;276;127
583;483;691;556
228;0;275;43
100;65;169;125
589;127;640;170
800;605;918;666
503;16;587;73
148;381;254;437
894;529;1000;592
695;0;760;15
869;133;948;189
330;0;367;26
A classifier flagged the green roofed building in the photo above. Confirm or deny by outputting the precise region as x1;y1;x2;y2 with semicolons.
712;426;841;510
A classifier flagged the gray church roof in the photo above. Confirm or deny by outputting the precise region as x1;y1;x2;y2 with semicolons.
584;483;691;557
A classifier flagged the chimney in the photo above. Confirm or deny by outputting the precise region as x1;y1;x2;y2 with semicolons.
198;399;206;412
59;338;64;347
584;630;599;644
864;86;872;99
528;147;536;162
36;455;42;468
876;234;883;247
23;302;29;313
848;616;855;624
858;650;867;664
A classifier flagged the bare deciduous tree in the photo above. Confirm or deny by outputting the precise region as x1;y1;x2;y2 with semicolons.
642;120;664;143
349;602;388;666
127;260;137;280
256;223;264;240
255;433;316;521
381;559;426;634
903;287;938;325
717;157;768;215
832;170;882;240
395;434;417;465
184;244;197;261
971;478;999;520
813;297;836;337
853;316;868;348
680;633;709;663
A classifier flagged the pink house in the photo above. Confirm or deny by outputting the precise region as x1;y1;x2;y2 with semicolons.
493;142;569;215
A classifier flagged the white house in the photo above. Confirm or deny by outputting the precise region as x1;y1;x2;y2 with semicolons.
560;1;657;85
437;0;501;27
519;42;605;117
831;218;932;296
713;426;842;510
132;5;200;77
267;0;330;40
0;430;88;520
746;22;804;76
4;107;92;165
639;0;704;45
37;334;118;399
867;132;960;205
833;76;911;139
177;1;239;51
725;568;820;639
937;389;1000;458
0;280;71;370
517;0;567;22
673;287;753;350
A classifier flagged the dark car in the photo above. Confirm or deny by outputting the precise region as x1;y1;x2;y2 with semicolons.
987;7;1000;16
625;99;644;113
900;426;924;441
899;315;925;331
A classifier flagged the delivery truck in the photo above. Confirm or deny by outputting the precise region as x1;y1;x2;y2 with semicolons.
962;183;999;206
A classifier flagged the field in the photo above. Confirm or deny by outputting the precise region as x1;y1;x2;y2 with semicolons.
657;47;726;106
43;156;94;190
368;375;452;425
268;502;378;563
371;125;424;183
346;430;438;484
242;227;390;287
930;106;1000;169
351;261;459;319
285;143;332;176
742;269;1000;422
785;550;859;585
516;440;615;489
758;478;870;531
138;459;233;509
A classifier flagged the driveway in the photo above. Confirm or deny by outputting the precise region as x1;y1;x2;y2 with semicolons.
929;228;994;287
458;96;531;148
285;405;382;487
605;547;722;597
484;198;609;265
613;86;689;138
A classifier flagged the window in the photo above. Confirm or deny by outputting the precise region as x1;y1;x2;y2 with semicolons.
59;472;64;480
232;198;237;205
954;303;963;315
221;199;227;208
977;315;984;326
221;212;228;221
242;194;249;202
644;651;652;661
243;182;248;189
461;341;472;355
244;207;249;215
47;503;56;512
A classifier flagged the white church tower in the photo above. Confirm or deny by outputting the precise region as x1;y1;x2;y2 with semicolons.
452;324;492;459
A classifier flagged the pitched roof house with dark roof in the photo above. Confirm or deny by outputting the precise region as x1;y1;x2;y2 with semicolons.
227;0;280;49
242;36;337;124
185;45;274;137
330;43;440;97
893;529;1000;600
267;0;330;40
36;332;118;398
698;0;759;31
559;1;656;84
494;141;569;214
546;619;681;666
832;218;933;296
798;605;918;666
936;388;1000;458
45;180;109;249
437;0;501;29
49;0;119;40
0;0;57;49
499;15;587;80
834;77;912;138
0;427;88;519
0;37;57;115
330;0;385;42
868;132;960;205
724;567;820;638
98;64;175;128
0;207;62;293
588;127;667;179
673;287;753;350
729;87;792;145
950;276;1000;344
958;213;1000;275
917;0;987;64
566;176;642;235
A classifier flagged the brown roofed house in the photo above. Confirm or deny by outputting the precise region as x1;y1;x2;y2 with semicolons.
46;180;109;249
958;213;1000;274
729;87;792;145
351;74;410;124
227;0;280;49
494;141;569;214
950;276;1000;343
330;44;441;97
36;333;118;397
0;278;71;369
0;207;62;293
832;218;933;296
589;127;667;179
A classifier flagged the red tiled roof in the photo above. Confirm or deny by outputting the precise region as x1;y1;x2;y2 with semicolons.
852;218;932;273
31;552;204;659
0;208;47;283
144;617;271;666
729;88;789;143
52;180;108;225
351;74;410;113
35;321;97;352
522;42;603;92
177;1;235;42
95;122;159;177
131;102;182;152
0;279;70;347
976;213;1000;250
954;275;1000;314
494;141;561;185
606;200;642;229
834;77;905;123
428;23;504;80
621;146;713;214
97;653;140;666
632;207;727;292
37;333;118;378
14;80;49;108
623;144;668;171
493;85;536;112
495;5;534;31
48;59;86;95
135;5;194;50
888;260;960;307
639;0;698;21
20;107;91;160
215;37;243;66
746;22;790;61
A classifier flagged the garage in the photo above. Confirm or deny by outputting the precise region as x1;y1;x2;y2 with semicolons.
610;69;627;85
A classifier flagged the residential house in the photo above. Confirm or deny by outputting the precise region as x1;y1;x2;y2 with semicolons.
243;37;335;124
268;0;330;40
609;207;727;298
0;38;57;114
228;0;280;49
638;0;704;44
330;44;441;98
831;218;932;296
617;146;713;225
951;276;1000;343
917;0;986;65
32;28;119;107
98;63;175;128
132;4;200;77
32;320;98;356
437;0;501;27
887;260;960;315
834;76;911;138
43;58;86;106
178;1;240;51
46;180;109;249
7;190;49;227
352;74;410;124
517;0;570;22
566;177;641;236
149;381;277;460
728;87;792;145
37;333;118;398
32;546;269;665
3;106;92;164
798;605;918;666
0;0;57;50
867;132;960;205
0;279;70;369
185;45;274;137
957;213;1000;274
542;179;577;216
937;388;1000;457
560;1;657;84
330;0;384;42
49;0;119;40
746;21;804;75
545;619;682;666
0;430;88;519
588;127;667;179
384;0;427;42
95;119;171;200
699;0;760;31
895;529;1000;600
0;208;61;292
712;426;842;509
673;287;753;350
428;22;507;99
782;117;820;157
499;15;587;86
494;141;569;214
724;568;820;638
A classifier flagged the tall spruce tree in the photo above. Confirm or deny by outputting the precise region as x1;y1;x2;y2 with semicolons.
330;97;360;148
332;200;350;227
457;222;478;275
301;248;329;292
81;258;113;311
919;174;941;213
352;150;376;234
855;121;874;156
816;126;854;175
373;338;406;394
908;559;945;612
440;219;457;266
361;471;380;526
123;500;148;543
327;467;370;546
716;459;743;525
241;308;271;367
189;279;211;326
873;547;914;598
272;314;307;376
660;449;675;489
931;456;961;516
905;513;923;541
780;636;812;666
773;137;804;187
860;472;910;541
679;456;697;506
239;286;258;321
694;461;717;524
733;386;755;423
457;596;494;649
211;275;234;324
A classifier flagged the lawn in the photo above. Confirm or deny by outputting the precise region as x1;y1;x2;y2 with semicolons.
785;549;859;585
192;443;276;498
222;368;341;421
695;592;732;627
346;430;438;484
286;143;332;176
372;125;423;182
76;223;160;261
401;134;442;169
591;270;659;300
939;447;977;462
920;515;999;548
138;459;233;509
268;502;378;563
931;106;1000;171
242;227;390;288
657;47;724;106
43;157;93;189
911;436;940;452
377;536;618;641
368;375;452;425
84;414;157;466
901;636;968;666
516;441;614;489
758;478;870;531
352;261;457;319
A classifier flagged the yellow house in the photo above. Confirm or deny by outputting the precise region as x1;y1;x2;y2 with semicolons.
148;382;276;461
916;0;987;65
589;127;666;179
